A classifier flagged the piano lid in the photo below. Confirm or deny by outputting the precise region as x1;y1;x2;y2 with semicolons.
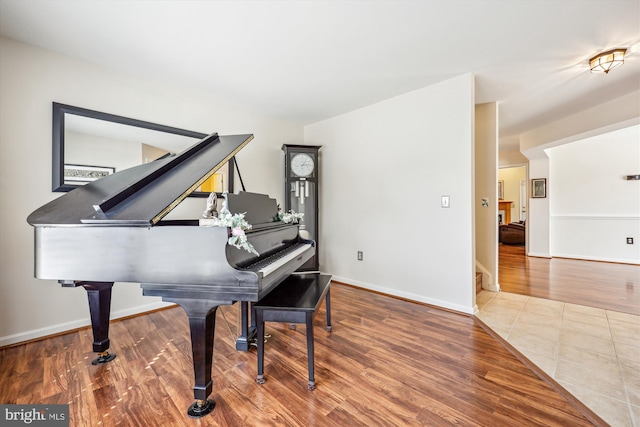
27;132;254;227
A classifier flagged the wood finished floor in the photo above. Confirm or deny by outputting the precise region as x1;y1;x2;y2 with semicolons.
498;244;640;315
0;283;597;427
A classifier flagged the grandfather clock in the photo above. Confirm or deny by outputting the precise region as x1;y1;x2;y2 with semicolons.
282;144;321;272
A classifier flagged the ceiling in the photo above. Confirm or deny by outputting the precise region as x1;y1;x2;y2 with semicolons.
1;0;638;150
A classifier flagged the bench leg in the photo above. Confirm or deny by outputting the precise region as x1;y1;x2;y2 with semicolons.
306;313;315;391
325;288;332;332
256;311;266;385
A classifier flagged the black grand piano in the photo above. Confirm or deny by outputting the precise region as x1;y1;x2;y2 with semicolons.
26;132;315;417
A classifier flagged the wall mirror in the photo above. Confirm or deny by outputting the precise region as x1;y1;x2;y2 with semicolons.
52;102;234;197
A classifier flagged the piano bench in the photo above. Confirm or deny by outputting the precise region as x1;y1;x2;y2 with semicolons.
253;273;332;391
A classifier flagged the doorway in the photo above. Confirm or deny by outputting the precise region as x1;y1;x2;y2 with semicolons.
497;165;527;226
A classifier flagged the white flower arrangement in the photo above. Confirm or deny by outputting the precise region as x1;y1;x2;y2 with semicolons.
278;209;304;224
201;196;303;255
208;209;259;256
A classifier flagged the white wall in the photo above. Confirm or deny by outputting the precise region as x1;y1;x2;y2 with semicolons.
305;74;476;314
66;131;142;173
549;125;640;264
475;103;498;292
0;38;303;346
526;156;550;257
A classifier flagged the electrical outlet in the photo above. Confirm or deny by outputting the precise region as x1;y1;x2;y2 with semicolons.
357;251;363;261
627;237;634;244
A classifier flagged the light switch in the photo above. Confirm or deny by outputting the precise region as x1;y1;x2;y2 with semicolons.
441;195;450;208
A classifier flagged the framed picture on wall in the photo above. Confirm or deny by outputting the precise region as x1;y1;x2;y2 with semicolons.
531;178;546;198
498;180;504;199
64;164;115;185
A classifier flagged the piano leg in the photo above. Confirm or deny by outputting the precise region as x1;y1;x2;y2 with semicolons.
61;281;117;365
162;298;219;418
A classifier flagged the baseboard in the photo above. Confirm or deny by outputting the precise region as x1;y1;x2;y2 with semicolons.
527;252;638;265
552;253;639;265
331;275;475;315
527;252;551;258
0;301;174;348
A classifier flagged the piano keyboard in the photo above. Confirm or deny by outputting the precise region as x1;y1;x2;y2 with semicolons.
245;242;313;276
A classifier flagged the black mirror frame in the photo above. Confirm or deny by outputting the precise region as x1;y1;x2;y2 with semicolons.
52;102;234;197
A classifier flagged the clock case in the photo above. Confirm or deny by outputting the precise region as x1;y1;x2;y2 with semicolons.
282;144;321;272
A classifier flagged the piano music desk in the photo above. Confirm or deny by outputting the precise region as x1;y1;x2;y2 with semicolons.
253;273;332;391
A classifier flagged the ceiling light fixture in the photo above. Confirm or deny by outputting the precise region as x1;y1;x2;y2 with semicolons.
589;48;627;74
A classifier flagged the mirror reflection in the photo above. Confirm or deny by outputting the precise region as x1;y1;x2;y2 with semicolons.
52;103;232;196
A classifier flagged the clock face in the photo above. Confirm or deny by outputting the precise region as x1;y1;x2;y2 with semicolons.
291;153;314;177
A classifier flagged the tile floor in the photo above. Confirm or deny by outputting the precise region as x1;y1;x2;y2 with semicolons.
477;290;640;427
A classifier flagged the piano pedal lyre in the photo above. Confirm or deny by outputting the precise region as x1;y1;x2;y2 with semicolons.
249;334;271;347
91;351;116;365
187;399;215;418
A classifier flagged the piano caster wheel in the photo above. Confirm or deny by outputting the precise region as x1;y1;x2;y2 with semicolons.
256;375;266;385
187;399;215;418
326;325;332;332
307;381;315;391
91;351;116;365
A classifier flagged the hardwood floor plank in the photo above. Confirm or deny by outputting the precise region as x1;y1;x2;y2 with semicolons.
0;283;600;426
498;244;640;314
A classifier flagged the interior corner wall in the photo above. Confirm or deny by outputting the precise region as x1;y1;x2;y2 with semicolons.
304;74;476;314
474;102;498;292
0;37;303;346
